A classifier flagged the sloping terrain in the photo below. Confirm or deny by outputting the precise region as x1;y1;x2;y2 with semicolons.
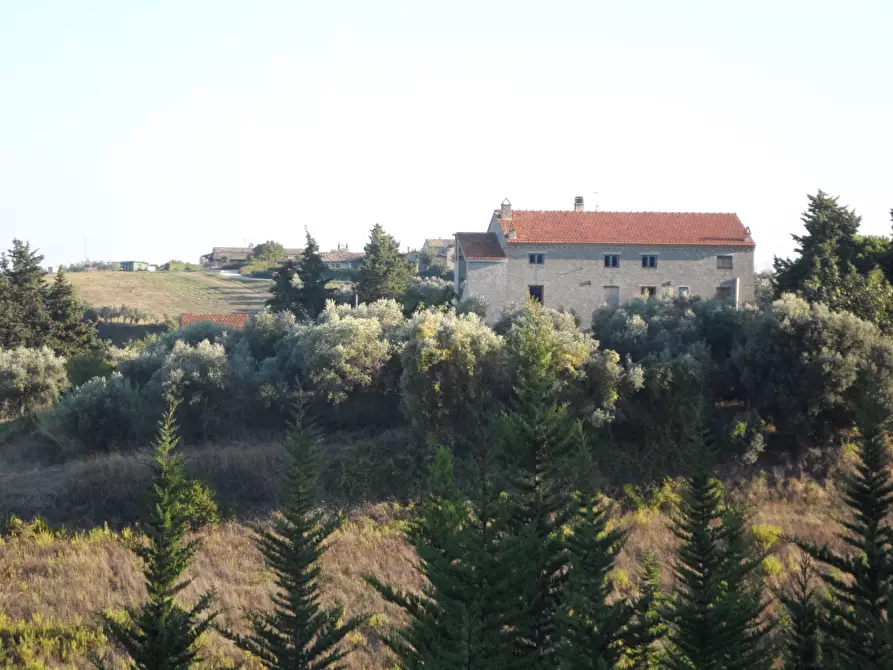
65;271;271;319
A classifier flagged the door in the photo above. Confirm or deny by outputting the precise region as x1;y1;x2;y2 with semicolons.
603;285;620;308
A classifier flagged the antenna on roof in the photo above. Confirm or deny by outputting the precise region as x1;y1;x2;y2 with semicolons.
592;192;599;212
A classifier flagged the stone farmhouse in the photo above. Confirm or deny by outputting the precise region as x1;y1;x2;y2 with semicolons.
321;250;365;270
454;197;755;324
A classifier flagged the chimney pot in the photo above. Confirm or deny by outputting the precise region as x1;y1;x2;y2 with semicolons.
500;198;512;220
574;196;584;212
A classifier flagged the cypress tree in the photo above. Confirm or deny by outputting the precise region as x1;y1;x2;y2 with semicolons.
794;423;893;668
267;261;300;315
501;303;577;668
366;438;515;669
773;190;863;296
356;224;412;303
45;267;98;356
0;238;50;348
556;487;631;669
231;401;365;669
99;399;218;669
778;557;823;670
626;552;667;670
296;229;330;319
665;464;771;670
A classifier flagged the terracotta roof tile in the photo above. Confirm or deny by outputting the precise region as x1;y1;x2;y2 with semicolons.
455;233;506;260
179;313;252;329
499;211;754;247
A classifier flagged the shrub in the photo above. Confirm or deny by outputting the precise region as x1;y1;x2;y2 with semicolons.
180;479;221;531
401;277;455;315
317;298;407;341
66;349;114;387
241;311;302;360
733;293;892;450
147;339;234;439
50;373;150;451
400;308;505;435
303;310;397;404
455;295;488;319
0;346;68;418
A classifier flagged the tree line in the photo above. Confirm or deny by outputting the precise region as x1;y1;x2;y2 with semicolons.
94;308;893;668
0;239;97;356
267;224;422;319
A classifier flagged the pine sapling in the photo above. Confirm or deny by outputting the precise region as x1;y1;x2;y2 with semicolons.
98;398;218;669
231;400;366;669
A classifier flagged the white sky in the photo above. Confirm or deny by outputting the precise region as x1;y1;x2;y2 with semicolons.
1;0;891;270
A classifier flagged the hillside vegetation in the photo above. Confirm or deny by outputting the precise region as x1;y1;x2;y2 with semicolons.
0;439;845;669
64;272;270;320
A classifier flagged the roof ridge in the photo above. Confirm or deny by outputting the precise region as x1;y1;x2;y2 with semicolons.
511;209;740;215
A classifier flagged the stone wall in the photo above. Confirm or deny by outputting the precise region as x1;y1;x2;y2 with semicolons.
463;259;508;323
500;244;756;325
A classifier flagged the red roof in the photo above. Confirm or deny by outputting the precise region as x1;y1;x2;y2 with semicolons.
179;313;251;329
455;233;506;260
499;211;754;247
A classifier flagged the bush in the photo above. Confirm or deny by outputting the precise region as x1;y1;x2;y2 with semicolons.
400;309;505;435
732;293;891;450
455;295;488;319
50;373;150;451
0;346;68;418
402;277;455;315
303;309;399;404
146;339;234;439
179;479;221;530
66;349;114;387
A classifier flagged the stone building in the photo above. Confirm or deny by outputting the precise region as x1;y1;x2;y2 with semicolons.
454;197;755;324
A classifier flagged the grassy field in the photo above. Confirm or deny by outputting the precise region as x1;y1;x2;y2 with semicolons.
64;272;271;319
0;434;848;668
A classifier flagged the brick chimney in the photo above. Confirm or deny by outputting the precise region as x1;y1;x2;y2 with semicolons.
574;196;584;212
500;198;512;220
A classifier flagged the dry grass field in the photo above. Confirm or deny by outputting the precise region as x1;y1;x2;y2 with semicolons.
64;272;271;320
0;436;849;668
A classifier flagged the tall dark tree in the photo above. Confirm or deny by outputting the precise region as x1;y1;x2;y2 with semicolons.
778;558;823;670
774;191;863;296
295;229;330;319
366;445;514;669
500;304;578;668
356;224;412;303
794;423;893;668
556;487;631;669
231;400;365;669
0;239;50;348
45;267;98;356
267;261;300;315
99;399;218;669
665;462;771;670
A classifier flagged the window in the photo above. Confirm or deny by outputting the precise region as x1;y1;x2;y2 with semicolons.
717;255;733;269
528;285;544;303
604;254;620;268
642;255;657;268
678;286;690;298
641;286;657;298
716;286;734;302
529;253;545;265
603;286;620;308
